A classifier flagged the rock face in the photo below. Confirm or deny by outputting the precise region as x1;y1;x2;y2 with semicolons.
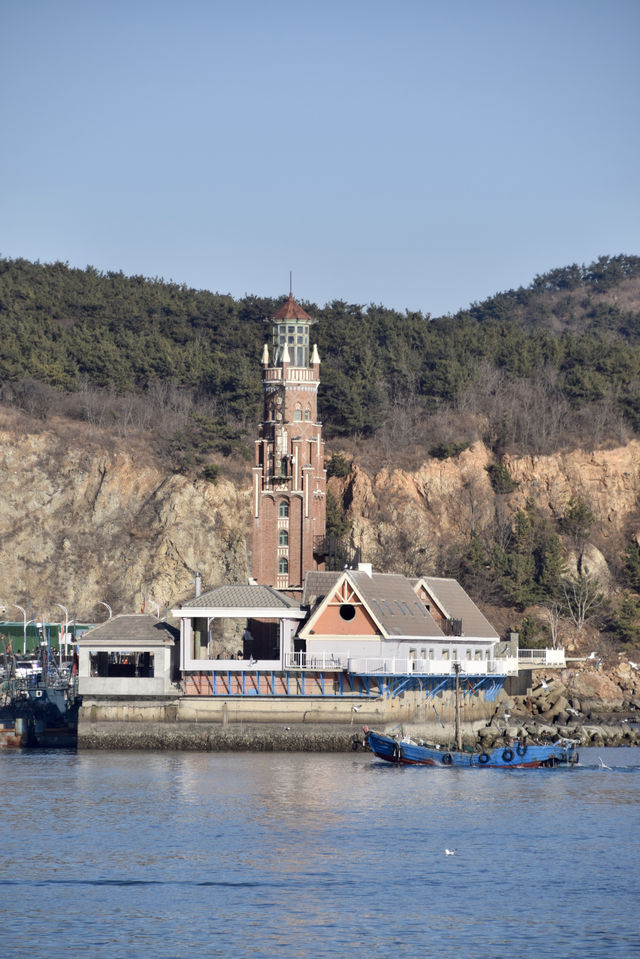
3;412;640;634
337;440;640;566
0;416;250;619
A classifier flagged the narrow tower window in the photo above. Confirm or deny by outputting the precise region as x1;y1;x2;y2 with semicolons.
278;502;289;518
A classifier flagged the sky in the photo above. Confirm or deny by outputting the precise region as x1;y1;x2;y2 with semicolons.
2;0;639;317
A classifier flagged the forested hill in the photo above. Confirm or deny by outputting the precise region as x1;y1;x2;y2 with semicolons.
1;254;640;463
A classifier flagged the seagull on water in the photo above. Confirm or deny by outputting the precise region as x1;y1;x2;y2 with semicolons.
445;849;456;856
598;757;611;770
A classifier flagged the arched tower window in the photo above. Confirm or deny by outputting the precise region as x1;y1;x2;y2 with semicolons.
278;501;289;518
278;529;289;547
278;557;289;575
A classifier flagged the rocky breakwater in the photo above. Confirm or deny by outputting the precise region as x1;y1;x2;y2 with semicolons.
478;663;640;750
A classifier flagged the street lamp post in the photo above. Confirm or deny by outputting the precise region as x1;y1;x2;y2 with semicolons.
13;604;27;655
55;604;69;664
98;602;112;621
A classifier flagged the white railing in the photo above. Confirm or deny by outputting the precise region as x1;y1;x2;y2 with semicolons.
348;657;518;676
284;651;348;671
518;648;566;667
283;653;519;676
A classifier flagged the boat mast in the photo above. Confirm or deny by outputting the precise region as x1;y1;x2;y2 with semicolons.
454;662;463;752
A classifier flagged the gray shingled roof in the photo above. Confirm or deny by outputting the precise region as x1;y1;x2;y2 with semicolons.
420;577;499;639
304;570;444;638
183;584;301;610
77;614;178;647
304;569;498;640
349;570;444;638
302;571;343;608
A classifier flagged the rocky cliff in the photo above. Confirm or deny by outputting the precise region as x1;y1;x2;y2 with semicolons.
0;411;252;619
339;440;640;560
2;409;640;632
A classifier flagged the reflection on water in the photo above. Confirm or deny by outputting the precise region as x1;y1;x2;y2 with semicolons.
1;747;638;958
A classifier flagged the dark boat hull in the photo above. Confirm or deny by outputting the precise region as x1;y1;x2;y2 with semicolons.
366;729;578;768
0;683;79;749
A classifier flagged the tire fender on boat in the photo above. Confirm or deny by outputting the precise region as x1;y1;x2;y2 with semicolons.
502;748;514;763
441;752;453;765
479;752;490;764
516;742;528;757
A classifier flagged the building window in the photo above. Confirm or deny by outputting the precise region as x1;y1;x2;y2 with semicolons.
278;502;289;518
278;558;288;575
294;408;302;421
278;530;289;547
89;651;154;678
339;603;356;621
304;409;310;421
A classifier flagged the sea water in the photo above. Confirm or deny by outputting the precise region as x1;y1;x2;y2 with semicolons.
1;747;638;959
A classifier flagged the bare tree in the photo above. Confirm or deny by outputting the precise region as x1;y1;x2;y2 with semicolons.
561;573;605;630
542;600;563;648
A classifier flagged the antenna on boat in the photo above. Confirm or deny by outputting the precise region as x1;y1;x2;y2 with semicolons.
454;662;463;753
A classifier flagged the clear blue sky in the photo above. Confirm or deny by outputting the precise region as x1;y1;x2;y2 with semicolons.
2;0;639;317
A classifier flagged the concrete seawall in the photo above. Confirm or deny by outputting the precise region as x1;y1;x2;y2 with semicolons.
78;720;366;751
77;692;639;750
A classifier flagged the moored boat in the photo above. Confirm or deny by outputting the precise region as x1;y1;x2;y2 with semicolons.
364;727;578;767
0;650;80;749
364;662;578;768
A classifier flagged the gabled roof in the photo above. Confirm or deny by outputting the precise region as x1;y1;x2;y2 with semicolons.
77;614;178;647
272;294;314;324
301;569;444;640
172;584;305;619
185;584;300;610
303;569;499;642
414;576;499;640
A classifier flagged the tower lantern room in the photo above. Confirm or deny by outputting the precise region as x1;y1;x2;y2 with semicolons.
272;297;313;368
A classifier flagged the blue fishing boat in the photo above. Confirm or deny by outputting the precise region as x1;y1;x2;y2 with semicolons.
364;663;579;768
364;727;578;767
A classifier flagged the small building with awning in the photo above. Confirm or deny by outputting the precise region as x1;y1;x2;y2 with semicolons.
77;614;179;697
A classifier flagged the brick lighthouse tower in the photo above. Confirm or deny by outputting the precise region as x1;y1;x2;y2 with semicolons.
251;293;326;589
